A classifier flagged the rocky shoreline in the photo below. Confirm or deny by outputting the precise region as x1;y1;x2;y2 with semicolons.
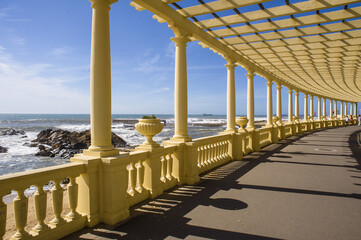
29;129;132;158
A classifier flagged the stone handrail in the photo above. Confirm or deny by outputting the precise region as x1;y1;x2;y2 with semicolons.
0;163;86;240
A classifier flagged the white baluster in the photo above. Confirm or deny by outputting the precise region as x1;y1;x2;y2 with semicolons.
0;192;8;239
66;177;79;220
49;180;65;228
11;189;29;239
128;162;136;196
166;154;173;181
31;185;48;235
161;155;167;182
136;160;144;193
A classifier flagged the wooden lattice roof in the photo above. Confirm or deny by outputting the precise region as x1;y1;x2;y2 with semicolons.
130;0;361;102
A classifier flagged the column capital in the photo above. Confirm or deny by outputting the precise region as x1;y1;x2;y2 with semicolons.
244;65;255;75
246;72;255;79
310;95;314;100
288;88;293;94
225;63;236;70
295;91;299;96
171;36;191;46
304;94;308;98
275;81;282;88
90;0;117;8
266;79;273;86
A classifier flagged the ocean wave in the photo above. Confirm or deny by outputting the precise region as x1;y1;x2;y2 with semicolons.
56;124;91;132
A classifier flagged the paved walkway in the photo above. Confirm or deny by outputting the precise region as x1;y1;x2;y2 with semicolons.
64;126;361;240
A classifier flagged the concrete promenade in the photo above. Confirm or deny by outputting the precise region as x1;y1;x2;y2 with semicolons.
64;126;361;240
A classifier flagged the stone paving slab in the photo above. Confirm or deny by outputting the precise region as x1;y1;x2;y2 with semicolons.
63;126;361;240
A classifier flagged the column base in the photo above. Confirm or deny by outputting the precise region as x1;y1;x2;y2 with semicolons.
224;128;237;134
170;135;192;143
246;126;255;132
83;149;121;158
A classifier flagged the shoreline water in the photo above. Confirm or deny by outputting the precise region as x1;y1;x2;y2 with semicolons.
0;113;292;176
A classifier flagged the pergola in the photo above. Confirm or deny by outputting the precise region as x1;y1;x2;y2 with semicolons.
130;0;361;102
123;0;361;136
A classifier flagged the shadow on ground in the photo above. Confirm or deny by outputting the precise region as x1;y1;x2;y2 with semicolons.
63;128;361;240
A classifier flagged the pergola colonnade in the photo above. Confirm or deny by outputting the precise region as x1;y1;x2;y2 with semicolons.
83;0;361;156
3;2;361;239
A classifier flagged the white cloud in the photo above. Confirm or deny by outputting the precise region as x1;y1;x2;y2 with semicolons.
0;48;89;113
50;47;71;57
149;87;170;94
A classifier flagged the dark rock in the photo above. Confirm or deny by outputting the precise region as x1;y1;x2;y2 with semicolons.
32;129;128;159
0;128;25;136
38;145;46;151
0;146;8;153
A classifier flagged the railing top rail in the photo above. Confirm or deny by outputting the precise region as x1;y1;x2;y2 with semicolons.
194;133;232;144
0;162;85;193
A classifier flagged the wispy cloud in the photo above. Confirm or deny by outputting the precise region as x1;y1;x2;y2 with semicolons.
149;87;170;94
0;5;30;22
50;46;71;57
0;48;89;113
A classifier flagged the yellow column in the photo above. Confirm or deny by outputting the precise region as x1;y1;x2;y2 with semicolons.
334;100;337;119
323;98;326;118
246;69;255;130
340;101;344;119
304;93;308;121
266;79;273;127
345;102;348;116
87;0;118;156
295;90;299;122
350;103;353;115
354;103;357;116
310;95;314;120
330;99;333;119
276;82;282;125
288;88;293;122
225;61;237;133
318;97;321;120
171;36;191;142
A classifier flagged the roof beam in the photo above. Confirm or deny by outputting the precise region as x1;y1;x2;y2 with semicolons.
197;0;361;29
222;19;361;45
211;6;361;37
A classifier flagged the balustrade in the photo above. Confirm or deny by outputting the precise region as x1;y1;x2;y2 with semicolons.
0;116;356;238
195;134;232;174
0;163;85;239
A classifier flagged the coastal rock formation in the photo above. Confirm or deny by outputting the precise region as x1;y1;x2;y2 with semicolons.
32;129;128;158
0;146;8;153
0;128;25;136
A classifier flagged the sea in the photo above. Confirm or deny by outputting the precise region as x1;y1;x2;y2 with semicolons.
0;114;272;176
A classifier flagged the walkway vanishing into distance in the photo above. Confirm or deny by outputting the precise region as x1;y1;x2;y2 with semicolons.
65;126;361;240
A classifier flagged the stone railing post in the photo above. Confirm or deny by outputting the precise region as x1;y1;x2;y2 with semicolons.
230;133;243;160
101;155;130;225
70;155;102;227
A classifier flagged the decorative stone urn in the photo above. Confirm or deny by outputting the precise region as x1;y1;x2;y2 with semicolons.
236;116;248;129
292;116;297;123
135;118;164;148
272;116;279;125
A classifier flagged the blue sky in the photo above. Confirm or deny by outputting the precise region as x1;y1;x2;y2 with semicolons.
0;1;357;115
